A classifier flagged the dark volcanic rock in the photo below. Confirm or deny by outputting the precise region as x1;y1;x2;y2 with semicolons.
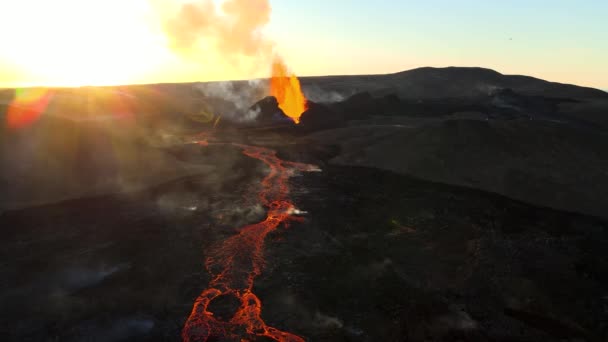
2;66;608;341
250;96;292;125
267;164;608;342
331;92;375;119
298;101;345;132
301;66;608;100
377;93;403;114
483;87;577;119
307;117;608;219
330;92;404;119
2;148;607;342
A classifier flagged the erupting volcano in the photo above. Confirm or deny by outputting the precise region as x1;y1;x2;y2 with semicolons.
182;138;319;341
270;58;308;124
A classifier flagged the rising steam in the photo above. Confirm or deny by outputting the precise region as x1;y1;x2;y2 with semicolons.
155;0;309;123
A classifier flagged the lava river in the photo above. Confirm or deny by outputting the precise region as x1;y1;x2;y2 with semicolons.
182;141;319;342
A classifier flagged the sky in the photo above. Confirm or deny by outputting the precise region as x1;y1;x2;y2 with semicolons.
0;0;606;88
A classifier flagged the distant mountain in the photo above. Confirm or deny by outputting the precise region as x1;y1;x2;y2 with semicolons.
301;67;608;101
2;67;608;217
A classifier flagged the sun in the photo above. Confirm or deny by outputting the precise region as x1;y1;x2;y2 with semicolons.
0;0;168;87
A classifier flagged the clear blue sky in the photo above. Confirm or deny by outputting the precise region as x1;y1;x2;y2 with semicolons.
266;0;608;88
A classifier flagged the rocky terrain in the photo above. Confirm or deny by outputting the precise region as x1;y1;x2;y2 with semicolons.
1;67;607;341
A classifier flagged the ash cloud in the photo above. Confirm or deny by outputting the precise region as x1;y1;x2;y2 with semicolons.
160;0;273;61
154;0;283;121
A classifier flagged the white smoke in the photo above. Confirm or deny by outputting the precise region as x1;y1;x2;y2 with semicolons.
303;84;352;103
313;311;344;329
194;79;267;122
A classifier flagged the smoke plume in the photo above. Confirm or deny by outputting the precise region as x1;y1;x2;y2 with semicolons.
162;0;273;60
195;79;267;122
303;84;352;104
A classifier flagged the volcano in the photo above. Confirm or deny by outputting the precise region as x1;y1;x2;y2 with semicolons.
1;67;608;342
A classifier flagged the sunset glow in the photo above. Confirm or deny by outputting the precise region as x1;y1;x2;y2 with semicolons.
0;0;606;89
0;0;166;87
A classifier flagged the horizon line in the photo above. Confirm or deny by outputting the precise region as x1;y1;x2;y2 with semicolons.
0;65;605;91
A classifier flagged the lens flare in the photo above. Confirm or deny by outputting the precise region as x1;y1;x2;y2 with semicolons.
6;88;53;129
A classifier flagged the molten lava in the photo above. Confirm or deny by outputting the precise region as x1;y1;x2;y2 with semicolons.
182;139;319;341
270;58;308;124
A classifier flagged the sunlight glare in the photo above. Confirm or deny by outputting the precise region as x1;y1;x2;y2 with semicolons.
0;0;169;86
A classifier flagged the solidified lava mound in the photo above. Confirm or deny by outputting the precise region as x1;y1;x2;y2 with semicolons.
3;67;608;341
251;96;293;125
250;96;345;132
298;101;344;132
251;92;404;132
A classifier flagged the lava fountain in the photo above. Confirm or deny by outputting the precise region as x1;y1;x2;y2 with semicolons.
270;57;308;124
182;140;319;341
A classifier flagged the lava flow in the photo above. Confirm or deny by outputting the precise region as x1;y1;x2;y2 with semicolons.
182;142;319;342
270;57;308;124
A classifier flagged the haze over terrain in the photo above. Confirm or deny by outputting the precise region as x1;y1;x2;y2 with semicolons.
3;66;608;218
2;66;608;341
1;1;608;341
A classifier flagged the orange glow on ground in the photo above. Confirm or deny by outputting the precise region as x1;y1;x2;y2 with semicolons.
270;58;308;124
182;140;318;341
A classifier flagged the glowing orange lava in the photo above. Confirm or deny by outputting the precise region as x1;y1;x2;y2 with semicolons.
270;58;308;124
182;141;319;341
